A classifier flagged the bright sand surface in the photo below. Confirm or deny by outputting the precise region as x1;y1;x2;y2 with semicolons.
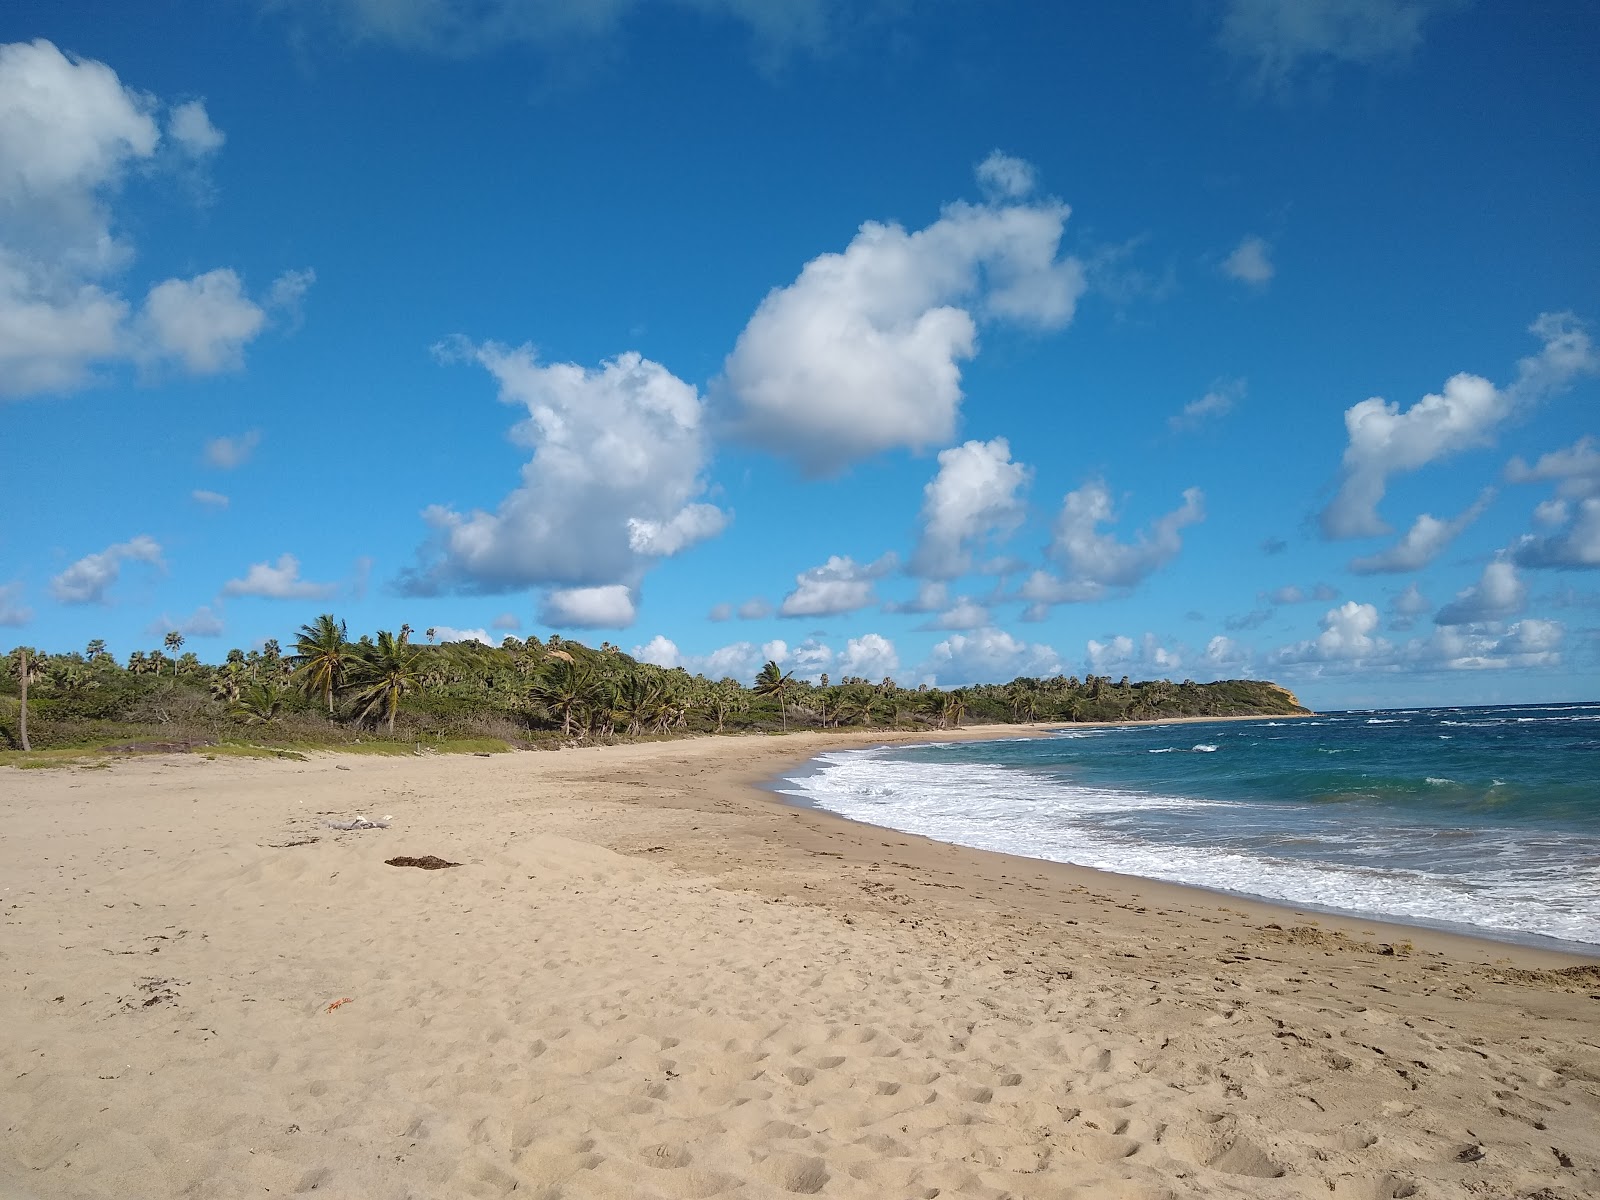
3;726;1598;1200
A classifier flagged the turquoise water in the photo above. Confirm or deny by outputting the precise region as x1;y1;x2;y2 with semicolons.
775;704;1600;949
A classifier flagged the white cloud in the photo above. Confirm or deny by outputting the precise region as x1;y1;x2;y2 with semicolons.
923;627;1062;686
974;150;1036;200
191;488;229;507
0;581;32;626
1219;0;1462;83
1023;480;1203;610
633;634;681;667
141;268;267;373
1434;559;1526;626
1169;379;1244;433
1221;235;1274;286
1389;581;1431;630
1204;635;1252;671
883;580;949;614
203;429;260;469
837;632;899;679
909;437;1030;579
918;597;992;631
167;99;223;155
1086;632;1184;678
404;344;725;600
49;534;163;604
1533;499;1568;528
1412;619;1564;672
737;597;772;620
1320;314;1597;539
539;584;637;628
1273;600;1388;665
1506;435;1600;499
779;553;895;617
1512;497;1600;571
429;625;494;645
220;553;338;600
0;41;301;397
719;159;1084;473
1349;488;1493;574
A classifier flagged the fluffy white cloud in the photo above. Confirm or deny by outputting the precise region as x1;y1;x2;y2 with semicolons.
719;160;1084;473
220;553;338;600
1219;0;1462;83
1506;435;1600;499
1429;619;1564;671
632;634;681;667
1349;489;1493;574
203;430;260;469
1434;559;1526;626
0;41;305;397
404;344;725;602
909;437;1030;579
1086;632;1184;677
1320;314;1596;539
428;625;494;645
538;584;637;629
1023;480;1204;610
918;597;992;631
1169;379;1244;433
1512;497;1600;570
1221;235;1273;286
922;627;1062;686
883;580;948;614
974;150;1036;200
1204;635;1252;671
836;632;899;679
1388;581;1431;629
191;488;229;507
1273;600;1388;665
779;553;895;617
0;581;32;626
49;534;163;604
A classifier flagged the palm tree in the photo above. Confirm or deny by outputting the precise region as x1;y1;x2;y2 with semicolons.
7;647;44;751
707;679;746;733
754;660;795;731
85;639;107;662
530;657;606;738
230;683;284;726
290;614;350;714
345;630;422;734
164;631;184;675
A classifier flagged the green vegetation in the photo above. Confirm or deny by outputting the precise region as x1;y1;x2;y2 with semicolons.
1;615;1309;761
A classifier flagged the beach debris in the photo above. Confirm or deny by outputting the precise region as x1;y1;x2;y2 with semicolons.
326;997;355;1012
385;855;461;870
325;815;391;831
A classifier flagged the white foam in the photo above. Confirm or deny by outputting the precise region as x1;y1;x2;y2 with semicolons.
1192;744;1219;753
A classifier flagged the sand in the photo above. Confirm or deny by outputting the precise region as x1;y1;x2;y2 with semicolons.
2;727;1597;1200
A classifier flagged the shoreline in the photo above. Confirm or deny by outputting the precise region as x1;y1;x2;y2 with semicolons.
743;720;1600;966
4;729;1597;1198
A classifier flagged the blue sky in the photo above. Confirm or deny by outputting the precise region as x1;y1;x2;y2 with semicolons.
2;0;1597;710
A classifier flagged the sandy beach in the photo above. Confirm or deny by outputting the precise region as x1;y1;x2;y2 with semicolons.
3;728;1597;1200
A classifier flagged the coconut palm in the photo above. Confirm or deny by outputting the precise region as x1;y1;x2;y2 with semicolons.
530;657;607;738
754;660;795;731
290;614;350;714
707;679;746;733
163;631;184;675
7;647;44;751
85;639;108;662
345;630;422;734
230;682;284;726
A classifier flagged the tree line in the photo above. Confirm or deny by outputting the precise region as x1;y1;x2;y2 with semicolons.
2;616;1308;753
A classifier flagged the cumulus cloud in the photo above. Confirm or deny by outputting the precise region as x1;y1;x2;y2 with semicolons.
1434;559;1526;626
719;158;1084;473
974;150;1036;200
0;581;32;626
1169;379;1244;433
1320;314;1597;539
1512;497;1600;570
1273;600;1388;665
1506;435;1600;500
1219;0;1463;84
779;553;896;618
1388;581;1431;629
1349;489;1494;574
836;632;899;679
428;625;494;645
922;627;1062;686
909;438;1030;578
0;40;307;397
632;634;681;667
146;604;225;638
917;597;992;631
538;584;637;629
220;553;338;600
737;597;772;620
1021;480;1204;611
1221;235;1273;287
1204;635;1252;672
883;580;949;615
1086;632;1184;678
203;430;260;469
402;344;725;606
191;488;229;507
49;534;163;604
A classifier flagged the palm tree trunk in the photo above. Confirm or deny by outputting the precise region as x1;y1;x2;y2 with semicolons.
18;650;29;753
387;699;396;735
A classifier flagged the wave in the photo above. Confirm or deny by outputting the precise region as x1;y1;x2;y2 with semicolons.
1425;777;1454;786
1366;718;1409;724
1192;744;1219;753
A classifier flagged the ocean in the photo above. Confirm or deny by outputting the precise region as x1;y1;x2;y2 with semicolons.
774;704;1600;951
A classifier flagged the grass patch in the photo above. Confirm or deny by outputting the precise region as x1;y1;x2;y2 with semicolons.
205;743;309;761
0;748;104;770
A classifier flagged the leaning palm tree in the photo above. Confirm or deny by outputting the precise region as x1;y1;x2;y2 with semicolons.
344;630;422;734
290;614;350;714
530;657;607;739
754;660;796;731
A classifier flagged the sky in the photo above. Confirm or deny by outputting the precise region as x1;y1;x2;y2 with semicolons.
1;0;1598;710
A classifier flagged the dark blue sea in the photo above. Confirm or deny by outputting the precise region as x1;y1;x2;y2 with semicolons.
774;704;1600;950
